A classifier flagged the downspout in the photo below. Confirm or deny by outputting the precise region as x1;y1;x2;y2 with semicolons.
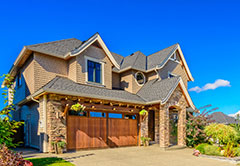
43;94;48;153
31;96;39;103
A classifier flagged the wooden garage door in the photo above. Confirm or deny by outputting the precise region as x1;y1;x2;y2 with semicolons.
67;113;138;150
67;116;107;150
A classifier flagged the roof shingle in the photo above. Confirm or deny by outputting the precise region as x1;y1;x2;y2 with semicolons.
26;38;82;58
137;76;180;102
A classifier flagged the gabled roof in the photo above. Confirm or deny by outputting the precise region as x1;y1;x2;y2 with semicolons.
26;38;82;58
147;44;178;70
9;33;120;77
137;76;195;109
111;43;194;81
210;112;238;124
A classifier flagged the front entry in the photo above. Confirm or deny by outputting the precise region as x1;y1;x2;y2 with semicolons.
148;110;155;141
67;111;138;150
169;107;178;146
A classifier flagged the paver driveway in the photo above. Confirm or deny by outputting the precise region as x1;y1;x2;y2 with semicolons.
20;146;236;166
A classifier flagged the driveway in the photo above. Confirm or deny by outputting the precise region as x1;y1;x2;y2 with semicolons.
19;146;236;166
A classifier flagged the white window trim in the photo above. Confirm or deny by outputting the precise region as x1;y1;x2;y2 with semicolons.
168;71;178;78
169;52;180;63
134;71;146;86
85;55;105;86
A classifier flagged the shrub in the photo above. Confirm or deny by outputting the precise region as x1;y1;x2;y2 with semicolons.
0;144;30;166
223;142;237;157
0;74;24;147
195;143;209;154
234;147;240;156
186;105;217;147
204;123;237;145
204;145;221;156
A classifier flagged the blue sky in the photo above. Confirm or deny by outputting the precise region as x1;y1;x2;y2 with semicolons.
0;0;239;114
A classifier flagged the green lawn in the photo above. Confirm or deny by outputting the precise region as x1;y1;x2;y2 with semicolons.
25;157;75;166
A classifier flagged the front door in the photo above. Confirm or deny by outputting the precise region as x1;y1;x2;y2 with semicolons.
148;111;155;141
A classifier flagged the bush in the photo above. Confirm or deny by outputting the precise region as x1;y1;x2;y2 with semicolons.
195;143;209;154
223;142;237;157
204;123;237;145
186;105;217;147
0;144;30;166
204;145;221;156
234;147;240;156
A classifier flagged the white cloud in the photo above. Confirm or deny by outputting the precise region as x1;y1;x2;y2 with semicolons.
189;79;231;93
229;110;240;118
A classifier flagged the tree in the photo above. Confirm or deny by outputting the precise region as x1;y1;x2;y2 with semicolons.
186;105;218;147
0;74;23;147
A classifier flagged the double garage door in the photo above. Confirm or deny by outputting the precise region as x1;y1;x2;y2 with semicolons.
67;112;138;150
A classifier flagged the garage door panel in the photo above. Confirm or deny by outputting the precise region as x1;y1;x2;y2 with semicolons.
108;118;138;147
67;116;107;150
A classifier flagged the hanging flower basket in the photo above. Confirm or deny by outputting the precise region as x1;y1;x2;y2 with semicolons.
71;103;86;112
139;109;148;121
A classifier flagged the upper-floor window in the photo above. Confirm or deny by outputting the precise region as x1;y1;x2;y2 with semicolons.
135;72;146;85
16;73;23;88
87;60;102;84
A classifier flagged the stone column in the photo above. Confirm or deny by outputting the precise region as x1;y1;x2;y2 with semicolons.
177;106;186;146
47;99;67;152
140;113;148;138
159;104;169;147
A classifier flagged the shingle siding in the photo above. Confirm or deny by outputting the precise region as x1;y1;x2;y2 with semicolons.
14;55;34;104
68;57;77;82
75;45;112;89
34;52;68;91
112;72;120;89
158;58;188;88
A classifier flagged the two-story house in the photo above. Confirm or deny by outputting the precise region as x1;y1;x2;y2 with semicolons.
7;33;195;152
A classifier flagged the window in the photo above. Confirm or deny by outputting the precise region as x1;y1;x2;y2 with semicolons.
16;73;23;88
87;60;102;84
135;72;145;85
108;113;122;119
90;112;106;118
69;110;87;117
124;115;136;119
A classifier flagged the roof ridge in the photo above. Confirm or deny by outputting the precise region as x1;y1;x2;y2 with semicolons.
147;43;178;57
26;38;81;47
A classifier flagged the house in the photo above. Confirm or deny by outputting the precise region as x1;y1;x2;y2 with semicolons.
210;112;238;125
7;33;195;152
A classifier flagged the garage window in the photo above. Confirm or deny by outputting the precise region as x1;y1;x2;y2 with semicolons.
90;112;106;118
69;110;87;117
108;113;122;119
124;115;136;120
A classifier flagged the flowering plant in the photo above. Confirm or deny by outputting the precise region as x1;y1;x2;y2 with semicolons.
70;103;86;112
186;105;217;147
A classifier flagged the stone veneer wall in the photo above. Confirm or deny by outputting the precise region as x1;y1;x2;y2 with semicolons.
158;86;188;147
140;115;148;139
47;98;67;152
